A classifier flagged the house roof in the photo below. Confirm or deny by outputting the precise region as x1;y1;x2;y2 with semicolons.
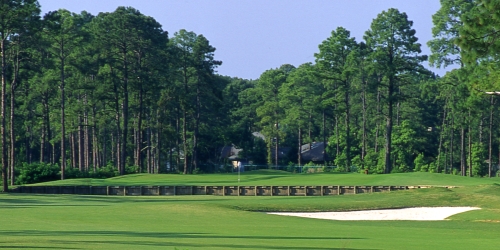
301;142;328;162
220;144;243;160
270;147;292;159
252;132;265;140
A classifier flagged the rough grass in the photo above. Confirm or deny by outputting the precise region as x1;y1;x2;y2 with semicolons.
2;172;500;249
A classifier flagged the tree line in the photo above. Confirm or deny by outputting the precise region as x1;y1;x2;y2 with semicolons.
1;0;499;192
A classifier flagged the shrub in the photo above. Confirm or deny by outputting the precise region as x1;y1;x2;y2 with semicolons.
363;150;379;173
376;150;386;174
322;166;332;173
428;162;438;173
334;152;347;172
126;165;139;174
470;143;487;176
414;153;426;172
91;163;118;178
287;162;298;173
16;162;60;185
302;165;310;174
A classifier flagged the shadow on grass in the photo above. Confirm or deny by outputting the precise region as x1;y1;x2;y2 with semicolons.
0;197;51;205
0;195;112;209
1;193;231;205
0;246;79;249
0;230;363;241
0;205;107;209
49;239;374;250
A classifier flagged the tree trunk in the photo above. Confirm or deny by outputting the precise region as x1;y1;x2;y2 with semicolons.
193;79;201;173
468;110;472;177
479;118;483;144
298;126;302;167
111;132;115;165
176;107;180;172
40;116;46;163
51;143;55;165
79;116;84;171
460;128;466;176
84;96;89;171
110;64;121;173
1;38;8;191
384;77;394;174
375;90;381;153
156;110;161;173
60;43;66;180
183;110;188;174
137;86;143;172
450;115;454;174
488;96;494;177
361;80;367;168
437;103;447;173
323;109;326;166
345;85;351;171
275;117;279;169
9;46;20;185
92;106;98;171
27;125;32;164
70;130;75;169
102;128;107;167
120;49;129;175
308;112;312;140
335;115;339;158
44;95;51;163
147;122;152;173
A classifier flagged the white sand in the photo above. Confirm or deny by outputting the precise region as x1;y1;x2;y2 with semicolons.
268;207;480;221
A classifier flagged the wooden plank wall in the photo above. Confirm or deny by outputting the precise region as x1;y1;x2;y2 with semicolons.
11;185;431;196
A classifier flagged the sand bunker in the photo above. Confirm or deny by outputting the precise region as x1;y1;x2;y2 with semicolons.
268;207;480;221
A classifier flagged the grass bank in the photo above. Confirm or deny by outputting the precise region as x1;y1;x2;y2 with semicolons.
29;171;500;187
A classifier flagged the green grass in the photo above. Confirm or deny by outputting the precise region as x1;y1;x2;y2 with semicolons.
2;172;500;249
30;170;500;187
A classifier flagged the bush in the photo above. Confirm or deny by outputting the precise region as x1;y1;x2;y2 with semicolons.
376;150;386;174
363;150;379;173
322;166;333;173
428;162;437;173
287;162;298;173
414;153;426;172
91;163;118;178
470;143;487;176
65;167;88;179
16;162;60;185
334;152;347;172
302;165;310;174
15;162;123;185
125;165;139;174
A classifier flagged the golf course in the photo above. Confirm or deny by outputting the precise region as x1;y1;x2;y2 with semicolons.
1;171;500;249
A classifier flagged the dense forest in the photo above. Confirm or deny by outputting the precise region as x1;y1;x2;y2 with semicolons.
1;0;500;191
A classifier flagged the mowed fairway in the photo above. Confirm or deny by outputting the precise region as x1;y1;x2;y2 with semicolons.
2;172;500;249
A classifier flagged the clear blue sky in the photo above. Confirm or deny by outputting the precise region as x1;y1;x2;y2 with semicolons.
38;0;450;80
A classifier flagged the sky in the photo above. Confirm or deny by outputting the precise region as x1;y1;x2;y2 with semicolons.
38;0;451;80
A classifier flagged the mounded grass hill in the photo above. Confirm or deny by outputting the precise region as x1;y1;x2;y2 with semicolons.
29;170;500;187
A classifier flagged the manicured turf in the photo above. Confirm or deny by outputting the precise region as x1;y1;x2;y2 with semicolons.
30;170;500;187
2;172;500;249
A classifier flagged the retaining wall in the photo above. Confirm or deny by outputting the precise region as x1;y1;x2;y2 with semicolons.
12;185;431;196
